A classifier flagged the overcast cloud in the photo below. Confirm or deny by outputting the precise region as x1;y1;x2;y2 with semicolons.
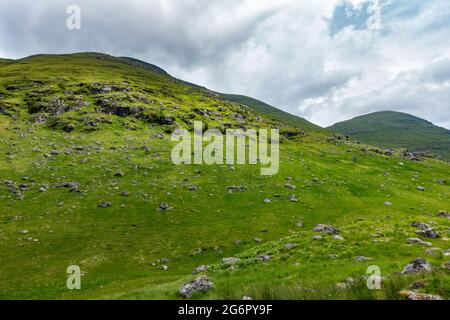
0;0;449;128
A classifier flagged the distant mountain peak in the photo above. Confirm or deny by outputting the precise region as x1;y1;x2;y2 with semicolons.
329;110;450;160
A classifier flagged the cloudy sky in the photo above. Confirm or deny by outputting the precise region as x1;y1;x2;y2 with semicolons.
1;0;449;128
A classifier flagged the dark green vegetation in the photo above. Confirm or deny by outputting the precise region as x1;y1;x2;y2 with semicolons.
329;111;450;161
0;53;449;300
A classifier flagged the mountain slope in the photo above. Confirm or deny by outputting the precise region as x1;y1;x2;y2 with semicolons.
118;55;323;133
1;53;449;300
219;93;325;133
329;111;450;160
0;58;14;67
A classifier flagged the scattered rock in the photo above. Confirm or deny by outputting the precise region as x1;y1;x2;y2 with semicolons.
312;235;323;241
31;114;48;124
425;248;441;255
354;256;373;262
257;255;271;262
441;261;450;270
193;265;209;274
227;186;247;192
416;228;439;239
313;224;340;235
254;237;262;243
179;276;215;298
159;203;169;210
264;199;271;203
222;257;240;266
336;282;347;290
98;201;112;208
384;201;393;207
399;291;441;301
402;258;432;274
114;171;125;177
407;237;432;246
408;280;428;290
57;182;79;189
62;124;75;132
18;229;29;234
284;243;298;250
242;296;253;300
437;210;450;218
411;221;430;230
285;183;296;190
333;235;344;241
288;194;298;202
417;186;426;192
120;191;130;197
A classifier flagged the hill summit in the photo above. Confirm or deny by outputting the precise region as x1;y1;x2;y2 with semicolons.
329;111;450;160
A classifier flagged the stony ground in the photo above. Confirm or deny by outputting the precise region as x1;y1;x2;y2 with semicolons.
0;53;449;300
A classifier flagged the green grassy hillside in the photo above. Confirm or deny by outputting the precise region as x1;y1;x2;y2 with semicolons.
329;111;450;160
219;93;325;133
0;58;14;67
0;53;449;300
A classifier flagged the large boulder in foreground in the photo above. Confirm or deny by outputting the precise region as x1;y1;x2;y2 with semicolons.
179;276;214;298
402;258;432;274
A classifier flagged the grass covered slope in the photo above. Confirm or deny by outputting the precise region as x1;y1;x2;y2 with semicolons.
219;93;325;133
0;53;450;300
329;111;450;160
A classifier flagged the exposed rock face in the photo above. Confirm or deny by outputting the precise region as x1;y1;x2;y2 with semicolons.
96;103;145;118
402;258;432;274
313;224;340;235
31;114;48;124
179;276;214;298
